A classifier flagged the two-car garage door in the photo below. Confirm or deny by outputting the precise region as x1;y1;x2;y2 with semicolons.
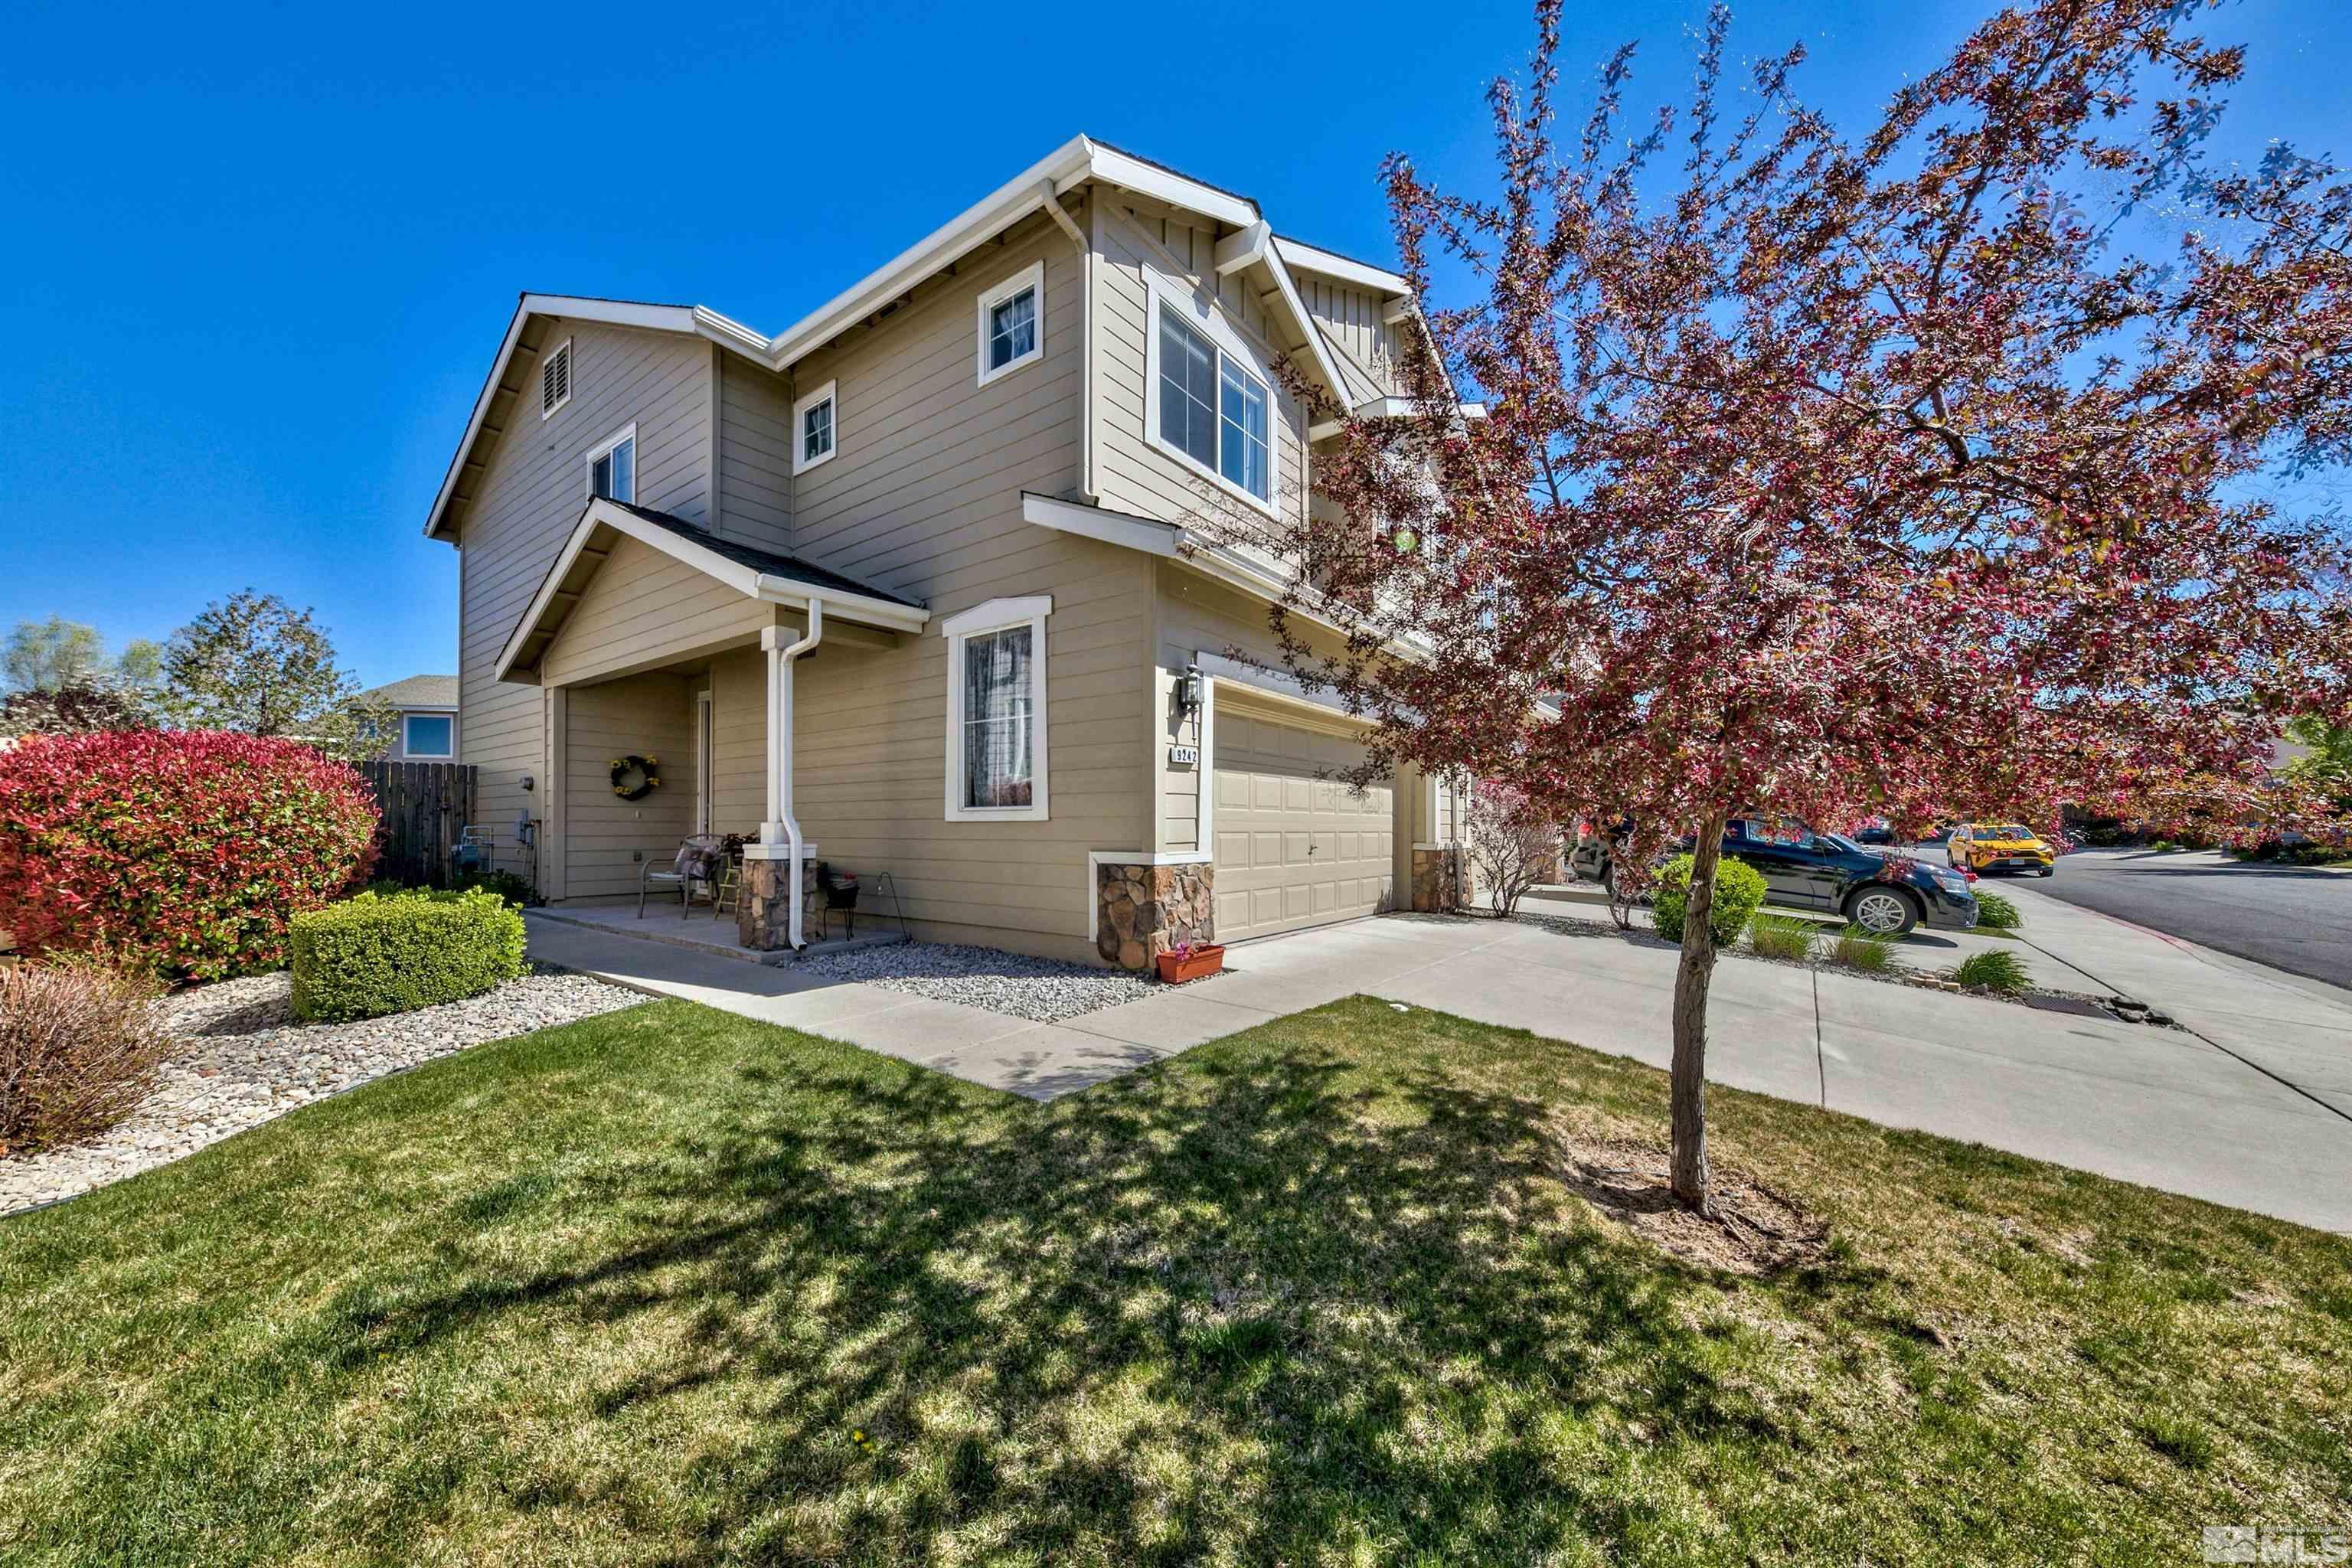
1211;707;1394;942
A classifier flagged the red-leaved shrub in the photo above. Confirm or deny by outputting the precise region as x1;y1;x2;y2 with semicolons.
0;730;379;979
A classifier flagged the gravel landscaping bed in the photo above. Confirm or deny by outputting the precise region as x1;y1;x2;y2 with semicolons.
799;940;1211;1023
1;966;641;1218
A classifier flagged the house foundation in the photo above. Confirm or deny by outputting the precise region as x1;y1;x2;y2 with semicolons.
1095;859;1215;971
1411;844;1462;913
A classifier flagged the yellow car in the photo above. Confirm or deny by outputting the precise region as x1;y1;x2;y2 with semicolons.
1949;822;2056;877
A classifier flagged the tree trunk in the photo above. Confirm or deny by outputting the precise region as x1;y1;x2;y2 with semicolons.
1671;808;1731;1214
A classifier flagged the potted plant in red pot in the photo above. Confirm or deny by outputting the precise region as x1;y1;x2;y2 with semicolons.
1155;939;1225;984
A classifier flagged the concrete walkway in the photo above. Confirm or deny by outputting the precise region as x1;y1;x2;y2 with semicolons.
524;894;2352;1233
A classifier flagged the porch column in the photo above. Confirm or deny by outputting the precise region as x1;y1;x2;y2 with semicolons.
738;612;822;952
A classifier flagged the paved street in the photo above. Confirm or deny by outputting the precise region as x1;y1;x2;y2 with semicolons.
1937;843;2352;989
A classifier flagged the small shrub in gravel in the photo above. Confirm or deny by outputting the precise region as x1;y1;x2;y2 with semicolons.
1972;890;2023;930
291;889;525;1022
1651;854;1768;946
1830;926;1899;974
0;959;171;1158
1955;949;2030;995
1746;913;1818;963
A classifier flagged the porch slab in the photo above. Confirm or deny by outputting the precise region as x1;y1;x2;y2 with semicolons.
532;902;907;965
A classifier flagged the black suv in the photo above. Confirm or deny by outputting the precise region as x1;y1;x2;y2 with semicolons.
1572;815;1978;936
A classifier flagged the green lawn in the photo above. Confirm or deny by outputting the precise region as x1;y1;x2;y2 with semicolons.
3;996;2347;1566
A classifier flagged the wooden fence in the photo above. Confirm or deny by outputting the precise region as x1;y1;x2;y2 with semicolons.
358;760;478;887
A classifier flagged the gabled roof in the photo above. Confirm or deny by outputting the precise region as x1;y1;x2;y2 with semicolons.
360;674;459;710
494;499;929;683
426;137;1427;542
606;501;923;607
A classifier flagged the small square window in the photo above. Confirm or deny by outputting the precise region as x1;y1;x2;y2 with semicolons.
403;714;454;758
793;380;838;474
975;262;1044;386
585;423;636;504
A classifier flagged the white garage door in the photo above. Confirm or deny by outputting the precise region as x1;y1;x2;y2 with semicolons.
1212;709;1394;942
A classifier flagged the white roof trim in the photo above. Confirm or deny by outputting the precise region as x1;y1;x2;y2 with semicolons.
1272;237;1410;296
493;498;927;680
763;137;1097;371
429;142;1405;540
423;294;778;540
1021;491;1181;556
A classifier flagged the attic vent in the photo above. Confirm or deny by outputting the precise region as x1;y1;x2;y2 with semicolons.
540;338;573;420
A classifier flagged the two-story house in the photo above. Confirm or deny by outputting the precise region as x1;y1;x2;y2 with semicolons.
423;136;1468;968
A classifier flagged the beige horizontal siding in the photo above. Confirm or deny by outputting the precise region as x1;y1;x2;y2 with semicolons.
562;672;699;900
454;319;716;880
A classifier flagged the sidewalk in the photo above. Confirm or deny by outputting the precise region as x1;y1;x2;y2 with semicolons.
525;897;2352;1232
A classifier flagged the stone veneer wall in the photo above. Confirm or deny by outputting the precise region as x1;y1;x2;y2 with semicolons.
1096;860;1216;971
737;853;823;951
1411;846;1463;913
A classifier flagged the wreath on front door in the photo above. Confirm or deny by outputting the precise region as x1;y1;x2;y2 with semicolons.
609;754;662;800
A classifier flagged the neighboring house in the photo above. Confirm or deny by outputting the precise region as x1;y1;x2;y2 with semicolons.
359;675;461;762
423;136;1471;968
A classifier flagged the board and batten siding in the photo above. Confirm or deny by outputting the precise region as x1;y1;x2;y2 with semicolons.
1294;270;1407;403
453;319;717;877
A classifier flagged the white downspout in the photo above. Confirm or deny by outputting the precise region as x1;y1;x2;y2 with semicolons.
762;599;825;951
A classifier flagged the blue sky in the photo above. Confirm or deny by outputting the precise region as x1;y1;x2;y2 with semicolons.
4;0;2345;688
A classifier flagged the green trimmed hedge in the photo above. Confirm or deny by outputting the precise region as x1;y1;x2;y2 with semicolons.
290;889;526;1023
1651;853;1769;946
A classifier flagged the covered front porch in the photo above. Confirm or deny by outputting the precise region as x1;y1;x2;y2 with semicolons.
498;498;930;954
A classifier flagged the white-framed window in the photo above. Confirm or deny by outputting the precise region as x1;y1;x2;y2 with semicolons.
540;338;572;420
793;380;838;475
1145;289;1277;513
585;423;636;504
975;260;1044;386
403;714;455;759
941;595;1052;822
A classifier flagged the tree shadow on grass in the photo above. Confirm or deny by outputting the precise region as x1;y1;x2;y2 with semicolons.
286;1017;1884;1562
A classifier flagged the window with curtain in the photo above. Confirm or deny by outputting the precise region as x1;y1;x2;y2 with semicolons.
1155;303;1272;503
988;286;1036;371
960;625;1034;808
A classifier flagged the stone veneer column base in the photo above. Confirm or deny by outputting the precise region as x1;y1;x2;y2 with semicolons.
1411;845;1462;913
1096;859;1215;972
737;849;822;952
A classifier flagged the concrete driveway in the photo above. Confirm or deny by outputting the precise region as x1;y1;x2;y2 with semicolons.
527;889;2352;1233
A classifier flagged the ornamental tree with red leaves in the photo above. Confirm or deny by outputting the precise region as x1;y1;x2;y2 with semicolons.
1247;0;2352;1211
0;730;379;981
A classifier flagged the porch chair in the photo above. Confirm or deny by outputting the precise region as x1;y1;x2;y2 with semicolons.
640;834;725;918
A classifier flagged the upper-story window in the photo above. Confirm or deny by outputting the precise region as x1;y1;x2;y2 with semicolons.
1150;299;1274;510
976;261;1044;386
540;338;572;419
794;380;838;474
586;423;635;503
